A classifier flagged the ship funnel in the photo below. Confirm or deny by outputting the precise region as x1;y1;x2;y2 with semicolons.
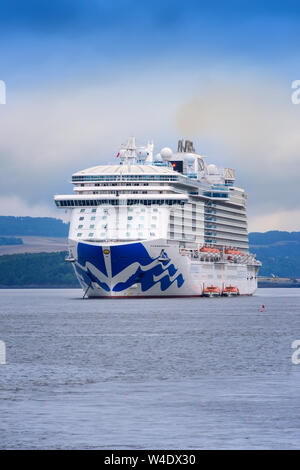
177;139;195;153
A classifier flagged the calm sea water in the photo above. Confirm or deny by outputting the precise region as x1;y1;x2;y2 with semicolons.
0;288;299;449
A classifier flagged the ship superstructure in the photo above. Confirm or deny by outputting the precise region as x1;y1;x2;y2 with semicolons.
54;138;261;297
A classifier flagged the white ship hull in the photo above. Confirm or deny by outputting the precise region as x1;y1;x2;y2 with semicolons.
55;138;262;296
68;238;258;298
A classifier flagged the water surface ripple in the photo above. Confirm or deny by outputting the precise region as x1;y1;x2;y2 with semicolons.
0;288;299;449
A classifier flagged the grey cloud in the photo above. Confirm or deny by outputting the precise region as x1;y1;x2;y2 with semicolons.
0;74;177;214
1;70;300;232
176;78;300;229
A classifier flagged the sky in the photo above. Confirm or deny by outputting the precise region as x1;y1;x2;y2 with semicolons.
0;0;300;231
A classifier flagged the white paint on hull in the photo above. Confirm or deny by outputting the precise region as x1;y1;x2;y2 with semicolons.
68;238;258;298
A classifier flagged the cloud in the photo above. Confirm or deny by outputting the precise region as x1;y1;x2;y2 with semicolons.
1;66;300;232
0;195;62;218
176;78;300;167
176;77;300;231
249;208;300;232
0;73;179;211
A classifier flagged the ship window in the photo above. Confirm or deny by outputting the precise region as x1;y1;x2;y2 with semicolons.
78;225;83;229
153;208;158;212
79;217;84;221
127;224;131;228
128;216;133;220
80;209;85;213
91;216;96;220
152;216;157;220
150;232;155;236
138;224;144;229
89;224;95;229
88;233;94;237
141;208;145;212
151;224;156;228
77;233;82;237
126;232;130;237
102;216;107;220
91;208;97;213
100;232;105;236
138;232;143;237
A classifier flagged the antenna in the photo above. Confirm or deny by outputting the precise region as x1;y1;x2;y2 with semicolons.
119;137;137;164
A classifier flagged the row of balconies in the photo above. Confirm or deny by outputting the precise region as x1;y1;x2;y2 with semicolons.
171;214;247;229
213;205;247;216
205;225;247;235
207;212;247;223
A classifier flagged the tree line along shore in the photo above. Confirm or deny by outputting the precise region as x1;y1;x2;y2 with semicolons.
0;217;299;288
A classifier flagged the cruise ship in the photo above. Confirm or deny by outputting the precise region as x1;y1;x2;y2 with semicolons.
54;138;261;298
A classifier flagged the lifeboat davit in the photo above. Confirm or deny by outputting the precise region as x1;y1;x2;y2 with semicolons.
222;285;240;296
203;285;220;297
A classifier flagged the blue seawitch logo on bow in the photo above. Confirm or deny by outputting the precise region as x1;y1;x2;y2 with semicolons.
75;263;110;292
75;242;110;292
110;242;184;292
75;241;184;294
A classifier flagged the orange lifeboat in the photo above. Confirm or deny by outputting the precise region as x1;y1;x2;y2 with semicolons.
200;247;220;254
203;285;220;297
225;249;243;256
222;285;240;296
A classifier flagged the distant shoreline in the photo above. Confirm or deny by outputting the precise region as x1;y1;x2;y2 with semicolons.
1;285;300;289
258;278;300;288
0;285;79;289
258;283;300;288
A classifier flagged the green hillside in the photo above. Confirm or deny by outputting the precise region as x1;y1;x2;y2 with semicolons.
0;236;23;246
0;221;299;287
0;216;69;237
249;231;300;278
0;251;78;287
